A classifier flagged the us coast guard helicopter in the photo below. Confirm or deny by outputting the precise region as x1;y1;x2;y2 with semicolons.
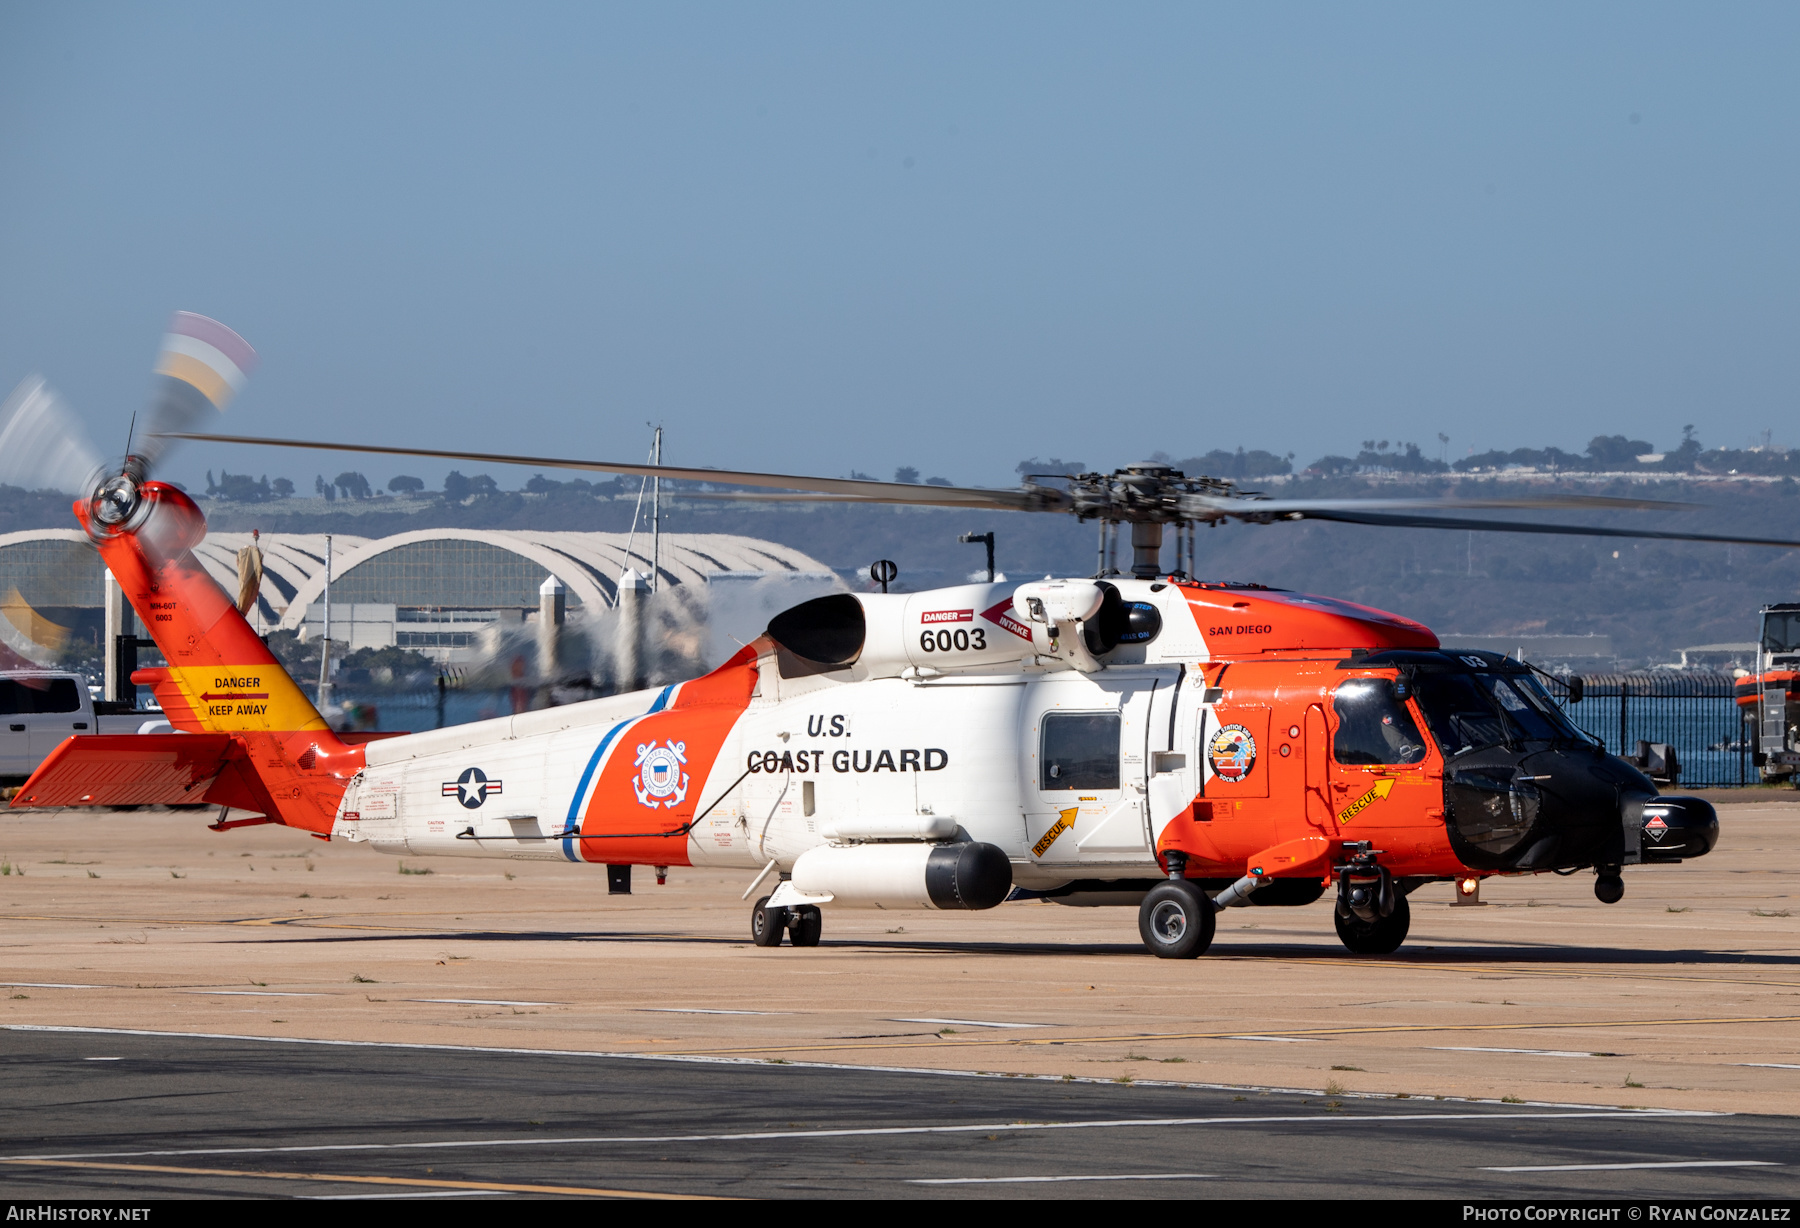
7;315;1791;958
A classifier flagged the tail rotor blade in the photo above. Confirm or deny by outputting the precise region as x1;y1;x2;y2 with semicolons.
0;376;105;496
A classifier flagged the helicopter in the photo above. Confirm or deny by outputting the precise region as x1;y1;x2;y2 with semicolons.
8;313;1790;958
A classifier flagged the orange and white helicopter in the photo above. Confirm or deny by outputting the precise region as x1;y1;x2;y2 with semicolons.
9;315;1794;958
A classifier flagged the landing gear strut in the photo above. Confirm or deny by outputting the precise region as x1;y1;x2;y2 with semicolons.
750;896;822;947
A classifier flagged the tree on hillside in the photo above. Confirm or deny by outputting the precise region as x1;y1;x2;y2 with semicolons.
205;470;273;501
388;475;425;494
1174;448;1293;479
334;472;372;500
1585;435;1654;469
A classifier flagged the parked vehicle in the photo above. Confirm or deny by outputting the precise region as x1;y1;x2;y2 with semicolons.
0;672;160;783
1734;603;1800;784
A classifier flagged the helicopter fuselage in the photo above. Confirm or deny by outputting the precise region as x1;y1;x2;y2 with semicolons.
330;576;1719;939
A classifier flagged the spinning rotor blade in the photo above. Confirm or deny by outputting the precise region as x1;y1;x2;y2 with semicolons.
0;376;104;496
1181;491;1685;517
161;433;1058;512
1292;507;1800;549
134;313;258;479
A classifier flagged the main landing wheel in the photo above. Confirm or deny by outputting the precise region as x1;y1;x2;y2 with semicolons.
1138;880;1216;959
750;896;785;947
789;906;822;947
1335;891;1410;955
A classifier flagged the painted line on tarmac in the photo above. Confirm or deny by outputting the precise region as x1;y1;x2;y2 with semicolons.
1431;1047;1604;1058
1224;1035;1319;1044
309;1190;506;1199
911;1173;1214;1184
4;1110;1718;1165
0;1158;718;1199
403;999;564;1007
641;1012;1800;1058
1220;956;1800;993
892;1018;1050;1029
0;982;106;990
641;1008;778;1016
1482;1160;1779;1173
1;1023;1721;1116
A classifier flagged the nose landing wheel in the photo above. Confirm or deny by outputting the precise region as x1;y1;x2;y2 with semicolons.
1334;891;1410;955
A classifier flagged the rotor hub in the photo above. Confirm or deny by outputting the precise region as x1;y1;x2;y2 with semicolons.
92;472;141;527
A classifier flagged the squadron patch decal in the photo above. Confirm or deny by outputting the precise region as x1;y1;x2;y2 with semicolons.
1207;724;1257;783
633;739;690;809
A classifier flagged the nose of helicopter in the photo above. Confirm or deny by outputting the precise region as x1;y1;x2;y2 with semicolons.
1443;747;1718;873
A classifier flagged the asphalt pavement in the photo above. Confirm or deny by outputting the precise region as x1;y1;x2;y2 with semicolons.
1;1026;1794;1200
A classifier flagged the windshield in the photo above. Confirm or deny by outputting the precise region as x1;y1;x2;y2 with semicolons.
1411;668;1585;755
1763;610;1800;655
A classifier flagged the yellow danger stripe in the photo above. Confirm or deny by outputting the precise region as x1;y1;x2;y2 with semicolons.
162;664;327;732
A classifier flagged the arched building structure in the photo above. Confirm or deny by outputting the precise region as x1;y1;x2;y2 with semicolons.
0;527;834;669
0;528;353;667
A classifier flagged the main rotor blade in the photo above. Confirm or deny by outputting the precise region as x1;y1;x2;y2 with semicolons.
1187;491;1687;516
162;432;1058;512
1291;508;1800;549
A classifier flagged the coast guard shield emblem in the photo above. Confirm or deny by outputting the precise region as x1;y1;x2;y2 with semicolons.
633;740;689;809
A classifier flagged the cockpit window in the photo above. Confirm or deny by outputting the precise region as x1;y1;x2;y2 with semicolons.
1490;676;1575;742
1413;672;1510;756
1412;668;1586;755
1332;679;1428;765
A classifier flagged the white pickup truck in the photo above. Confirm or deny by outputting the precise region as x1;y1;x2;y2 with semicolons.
0;672;165;783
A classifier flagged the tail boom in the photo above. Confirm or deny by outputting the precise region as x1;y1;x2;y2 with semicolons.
40;480;359;832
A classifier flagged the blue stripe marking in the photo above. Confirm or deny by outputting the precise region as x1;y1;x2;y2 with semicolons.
563;717;637;863
559;688;674;863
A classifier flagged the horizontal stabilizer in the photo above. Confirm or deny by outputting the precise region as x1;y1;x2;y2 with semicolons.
11;734;237;808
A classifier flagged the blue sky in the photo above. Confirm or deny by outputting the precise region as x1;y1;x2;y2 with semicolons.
1;2;1795;491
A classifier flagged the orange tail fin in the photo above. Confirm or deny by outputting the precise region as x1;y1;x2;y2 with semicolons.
55;480;357;833
80;482;328;735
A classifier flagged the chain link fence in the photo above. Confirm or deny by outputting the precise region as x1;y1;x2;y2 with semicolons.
1539;671;1752;788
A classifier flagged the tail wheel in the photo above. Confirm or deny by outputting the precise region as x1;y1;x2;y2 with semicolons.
789;906;822;947
1137;880;1216;959
1334;891;1410;955
750;896;785;947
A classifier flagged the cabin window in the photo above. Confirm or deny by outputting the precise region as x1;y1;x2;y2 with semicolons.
0;678;81;715
1332;679;1427;765
1040;712;1121;790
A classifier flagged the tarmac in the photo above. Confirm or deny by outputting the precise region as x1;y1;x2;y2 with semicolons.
2;797;1798;1198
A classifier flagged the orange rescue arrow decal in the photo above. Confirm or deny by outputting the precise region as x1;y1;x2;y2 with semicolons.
1337;777;1394;823
1031;806;1079;858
